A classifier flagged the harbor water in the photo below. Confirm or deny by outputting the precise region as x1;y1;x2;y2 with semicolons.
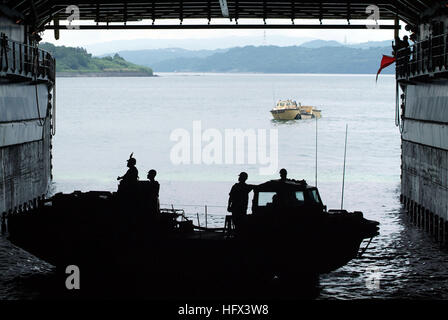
1;73;448;299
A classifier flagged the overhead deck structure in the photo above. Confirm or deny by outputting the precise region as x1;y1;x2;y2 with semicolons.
6;1;442;31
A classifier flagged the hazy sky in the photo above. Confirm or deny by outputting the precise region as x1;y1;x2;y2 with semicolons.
41;18;404;51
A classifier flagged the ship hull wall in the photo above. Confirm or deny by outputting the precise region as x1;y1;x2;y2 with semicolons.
0;82;52;214
402;81;448;222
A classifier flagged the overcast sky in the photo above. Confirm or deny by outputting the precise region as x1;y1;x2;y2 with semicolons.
41;18;405;53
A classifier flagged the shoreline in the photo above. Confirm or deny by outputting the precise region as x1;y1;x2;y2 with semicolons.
56;71;155;77
55;71;394;77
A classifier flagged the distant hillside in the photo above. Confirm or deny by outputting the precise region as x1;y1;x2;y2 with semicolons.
103;48;223;67
145;45;394;74
41;40;395;75
300;39;392;49
300;40;342;48
84;36;315;55
347;40;393;49
39;43;153;76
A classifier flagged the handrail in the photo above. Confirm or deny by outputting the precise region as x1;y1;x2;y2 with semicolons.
0;33;55;82
160;203;229;229
396;32;448;80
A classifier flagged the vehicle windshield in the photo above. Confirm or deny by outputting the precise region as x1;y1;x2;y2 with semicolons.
256;189;322;208
310;189;320;203
258;192;277;206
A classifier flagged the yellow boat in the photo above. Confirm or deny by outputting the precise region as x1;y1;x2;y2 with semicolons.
270;99;322;120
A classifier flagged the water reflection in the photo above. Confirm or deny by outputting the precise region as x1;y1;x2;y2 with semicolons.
319;202;448;299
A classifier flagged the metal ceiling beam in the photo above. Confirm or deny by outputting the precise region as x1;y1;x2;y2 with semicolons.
44;23;400;30
7;0;440;31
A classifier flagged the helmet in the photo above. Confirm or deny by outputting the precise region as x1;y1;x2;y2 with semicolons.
127;153;136;166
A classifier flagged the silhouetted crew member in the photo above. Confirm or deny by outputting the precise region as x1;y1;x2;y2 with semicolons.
403;36;410;53
393;35;409;57
147;169;160;215
117;153;139;189
279;168;288;181
269;193;280;208
227;172;253;229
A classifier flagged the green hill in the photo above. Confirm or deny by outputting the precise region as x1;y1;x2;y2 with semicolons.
39;43;153;76
149;45;394;74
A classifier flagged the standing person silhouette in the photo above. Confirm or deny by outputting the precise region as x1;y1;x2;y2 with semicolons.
117;153;139;191
116;153;139;240
227;172;254;230
146;169;160;215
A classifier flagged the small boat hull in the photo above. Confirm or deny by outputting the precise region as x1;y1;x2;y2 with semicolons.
7;185;378;299
270;108;301;120
270;103;322;121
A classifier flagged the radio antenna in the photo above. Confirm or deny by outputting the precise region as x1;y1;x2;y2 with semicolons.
341;124;348;210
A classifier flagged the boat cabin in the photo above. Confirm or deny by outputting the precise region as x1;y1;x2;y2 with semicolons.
252;179;324;215
276;100;298;109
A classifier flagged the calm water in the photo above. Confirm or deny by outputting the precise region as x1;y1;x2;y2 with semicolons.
2;73;448;299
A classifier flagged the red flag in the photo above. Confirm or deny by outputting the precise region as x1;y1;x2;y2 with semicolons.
376;55;396;81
